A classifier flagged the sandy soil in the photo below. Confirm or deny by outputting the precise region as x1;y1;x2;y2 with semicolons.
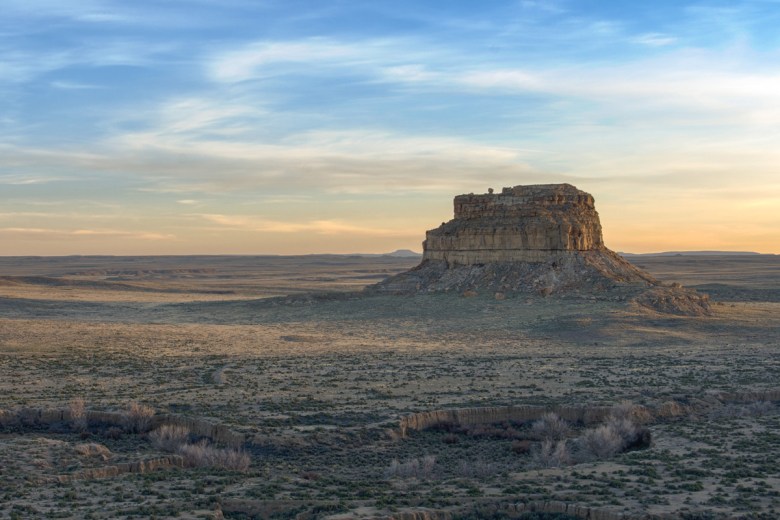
0;254;778;519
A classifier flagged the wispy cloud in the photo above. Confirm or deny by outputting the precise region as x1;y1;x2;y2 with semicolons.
2;1;779;254
104;125;537;193
632;32;678;47
1;0;106;19
0;40;174;84
50;80;103;90
0;227;173;240
204;33;780;128
147;96;262;135
0;49;74;84
208;39;360;83
75;12;135;23
200;214;411;237
0;173;66;185
206;37;443;84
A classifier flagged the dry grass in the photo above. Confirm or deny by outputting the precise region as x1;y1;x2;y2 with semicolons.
576;423;623;461
68;398;87;432
148;424;190;452
0;254;778;519
385;455;436;480
532;440;571;468
611;401;653;424
73;443;111;461
656;400;689;419
575;415;651;462
147;423;249;471
531;412;569;441
710;400;775;419
178;441;250;472
123;402;155;433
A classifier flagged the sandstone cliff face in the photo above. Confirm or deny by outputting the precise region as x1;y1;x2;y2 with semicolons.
424;184;604;266
369;183;711;316
371;183;657;295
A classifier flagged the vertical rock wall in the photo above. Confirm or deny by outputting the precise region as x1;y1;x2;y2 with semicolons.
423;184;605;266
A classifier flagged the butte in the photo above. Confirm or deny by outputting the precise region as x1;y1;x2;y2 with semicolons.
368;183;711;315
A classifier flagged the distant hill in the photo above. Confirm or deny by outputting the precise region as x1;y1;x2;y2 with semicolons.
620;251;762;257
382;249;422;258
342;250;422;258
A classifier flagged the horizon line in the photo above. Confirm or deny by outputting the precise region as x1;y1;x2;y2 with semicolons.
0;249;777;259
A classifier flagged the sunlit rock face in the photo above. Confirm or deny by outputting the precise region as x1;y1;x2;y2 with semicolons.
370;183;655;295
368;183;711;316
423;184;605;266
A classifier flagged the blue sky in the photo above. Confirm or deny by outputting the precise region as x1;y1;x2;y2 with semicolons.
2;0;779;254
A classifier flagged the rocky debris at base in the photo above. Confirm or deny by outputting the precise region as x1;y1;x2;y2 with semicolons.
370;251;654;297
633;285;712;316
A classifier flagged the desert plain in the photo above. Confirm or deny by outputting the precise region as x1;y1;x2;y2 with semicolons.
0;253;779;519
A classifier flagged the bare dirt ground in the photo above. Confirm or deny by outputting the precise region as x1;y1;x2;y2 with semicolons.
0;254;778;519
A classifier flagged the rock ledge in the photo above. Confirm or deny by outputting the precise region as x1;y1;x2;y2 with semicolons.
368;183;711;316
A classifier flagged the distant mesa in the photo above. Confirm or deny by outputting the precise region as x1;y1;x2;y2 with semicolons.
351;250;422;258
369;183;711;316
382;249;422;258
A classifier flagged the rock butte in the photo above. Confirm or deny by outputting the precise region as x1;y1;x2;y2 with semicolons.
370;183;711;315
425;183;606;265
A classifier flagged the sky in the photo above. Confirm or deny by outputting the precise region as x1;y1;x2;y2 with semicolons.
1;0;779;255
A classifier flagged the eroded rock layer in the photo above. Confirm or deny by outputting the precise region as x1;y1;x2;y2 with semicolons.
369;183;712;316
424;184;604;265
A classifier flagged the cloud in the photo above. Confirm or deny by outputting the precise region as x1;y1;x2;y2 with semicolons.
0;0;180;26
0;0;106;19
0;40;173;84
152;96;262;135
61;87;539;193
632;32;678;47
4;29;780;204
205;37;444;84
51;80;103;90
0;227;53;234
0;177;56;185
0;213;54;219
71;229;173;240
457;69;545;91
421;55;780;129
75;12;134;23
0;227;173;240
379;64;441;83
4;110;544;214
203;35;780;130
208;39;361;83
200;214;412;237
0;50;74;84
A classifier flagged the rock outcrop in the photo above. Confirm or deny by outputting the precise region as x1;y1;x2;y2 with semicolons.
368;183;711;315
425;184;605;265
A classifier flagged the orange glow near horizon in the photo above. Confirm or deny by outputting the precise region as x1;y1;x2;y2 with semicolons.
3;2;779;257
1;190;778;256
